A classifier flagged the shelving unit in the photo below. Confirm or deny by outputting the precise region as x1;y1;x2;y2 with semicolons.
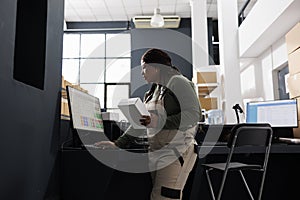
197;83;218;97
193;66;221;111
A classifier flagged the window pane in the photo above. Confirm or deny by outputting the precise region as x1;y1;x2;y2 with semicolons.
80;59;105;83
106;33;131;57
107;85;129;108
63;34;80;58
80;83;105;108
62;59;79;84
81;34;105;58
106;59;130;83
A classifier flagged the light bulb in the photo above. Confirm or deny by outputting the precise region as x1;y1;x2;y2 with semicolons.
150;8;164;28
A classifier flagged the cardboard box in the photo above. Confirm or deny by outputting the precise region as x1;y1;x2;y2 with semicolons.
196;72;217;84
287;72;300;98
61;76;65;88
293;121;300;138
61;88;67;99
296;97;300;118
61;98;69;116
288;48;300;75
64;80;72;89
199;97;218;111
72;84;88;93
285;22;300;55
198;85;218;97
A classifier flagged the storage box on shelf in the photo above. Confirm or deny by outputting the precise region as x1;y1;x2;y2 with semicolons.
287;48;300;75
61;98;69;117
285;23;300;138
60;76;89;118
196;71;217;84
71;84;89;93
285;22;300;55
292;98;300;138
194;69;220;111
287;72;300;99
199;97;218;110
293;122;300;138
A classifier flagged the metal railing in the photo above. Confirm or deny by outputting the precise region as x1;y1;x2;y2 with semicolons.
238;0;251;26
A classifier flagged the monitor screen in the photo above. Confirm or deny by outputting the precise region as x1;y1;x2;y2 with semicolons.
66;86;104;132
246;99;298;127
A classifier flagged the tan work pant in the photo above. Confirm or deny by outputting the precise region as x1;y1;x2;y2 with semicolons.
150;142;197;200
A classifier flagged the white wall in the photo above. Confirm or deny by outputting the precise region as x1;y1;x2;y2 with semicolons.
240;36;288;104
239;0;300;57
237;0;300;116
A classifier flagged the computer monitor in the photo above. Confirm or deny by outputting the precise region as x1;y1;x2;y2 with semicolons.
246;99;298;128
66;86;105;146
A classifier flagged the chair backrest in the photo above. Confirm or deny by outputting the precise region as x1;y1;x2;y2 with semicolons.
226;123;273;169
227;123;273;148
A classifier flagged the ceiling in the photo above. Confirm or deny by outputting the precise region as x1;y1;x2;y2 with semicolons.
64;0;257;22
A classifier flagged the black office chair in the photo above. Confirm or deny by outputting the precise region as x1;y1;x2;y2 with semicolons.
202;123;273;200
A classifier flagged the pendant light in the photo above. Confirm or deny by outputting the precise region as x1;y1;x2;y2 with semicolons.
150;0;164;28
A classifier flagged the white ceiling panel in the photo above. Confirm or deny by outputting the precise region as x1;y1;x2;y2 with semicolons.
104;0;124;7
91;9;110;16
125;7;142;12
66;14;82;22
95;15;113;21
64;0;256;23
69;1;90;9
142;7;155;14
176;0;189;3
108;7;126;15
86;0;106;8
112;15;129;21
80;16;97;21
122;0;141;7
159;0;177;5
75;9;94;15
140;0;155;6
175;4;191;12
159;5;176;13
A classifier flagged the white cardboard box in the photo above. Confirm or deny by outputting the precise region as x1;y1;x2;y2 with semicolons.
118;98;150;129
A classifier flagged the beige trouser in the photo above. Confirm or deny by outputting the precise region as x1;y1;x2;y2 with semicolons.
148;127;198;200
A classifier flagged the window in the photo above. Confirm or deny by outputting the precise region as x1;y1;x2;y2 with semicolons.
62;32;131;120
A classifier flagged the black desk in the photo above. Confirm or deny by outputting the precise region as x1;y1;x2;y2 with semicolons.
61;144;300;200
61;148;152;200
60;117;300;200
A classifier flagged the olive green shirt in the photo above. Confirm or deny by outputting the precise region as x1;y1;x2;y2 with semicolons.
114;75;201;149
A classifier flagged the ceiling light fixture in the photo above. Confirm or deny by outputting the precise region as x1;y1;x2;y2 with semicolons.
150;0;164;28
